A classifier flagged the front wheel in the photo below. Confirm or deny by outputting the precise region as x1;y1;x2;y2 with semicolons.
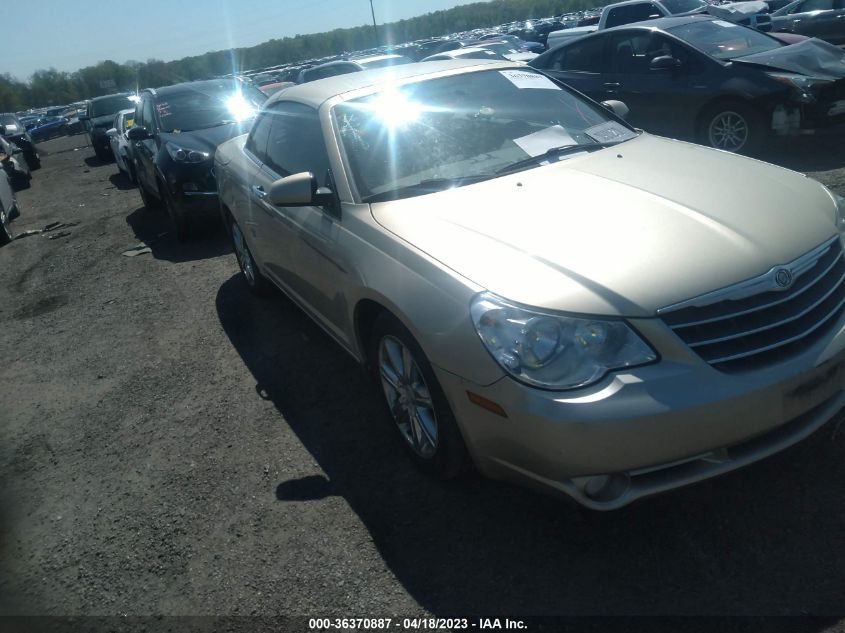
230;217;271;296
138;177;162;210
0;206;12;246
370;314;467;479
698;101;765;154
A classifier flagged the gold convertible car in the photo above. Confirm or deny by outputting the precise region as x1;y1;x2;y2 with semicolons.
215;60;845;509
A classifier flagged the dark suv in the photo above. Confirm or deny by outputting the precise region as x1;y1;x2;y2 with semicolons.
80;93;136;161
128;78;266;241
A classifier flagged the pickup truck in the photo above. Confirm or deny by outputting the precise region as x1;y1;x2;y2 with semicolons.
546;0;772;48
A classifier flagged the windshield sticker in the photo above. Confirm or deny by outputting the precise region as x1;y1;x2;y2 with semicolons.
513;125;576;157
584;121;637;144
499;70;560;91
712;19;739;27
156;102;171;117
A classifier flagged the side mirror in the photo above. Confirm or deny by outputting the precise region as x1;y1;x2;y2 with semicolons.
106;127;118;137
269;172;336;209
601;99;630;120
650;55;681;71
78;113;90;121
127;125;151;141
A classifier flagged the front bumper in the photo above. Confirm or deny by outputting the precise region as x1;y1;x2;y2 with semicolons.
435;314;845;510
166;175;219;221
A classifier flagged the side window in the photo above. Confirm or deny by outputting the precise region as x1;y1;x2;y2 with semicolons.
610;32;690;73
799;0;833;9
553;34;608;73
265;102;330;186
142;99;156;132
245;111;273;162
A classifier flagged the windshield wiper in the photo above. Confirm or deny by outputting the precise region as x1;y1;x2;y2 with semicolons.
362;175;494;203
496;141;626;176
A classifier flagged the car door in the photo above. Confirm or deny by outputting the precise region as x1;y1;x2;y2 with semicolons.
780;0;839;38
250;101;347;330
534;33;611;101
603;30;698;135
134;98;159;193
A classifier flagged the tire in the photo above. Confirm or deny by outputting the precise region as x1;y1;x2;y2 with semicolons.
26;153;40;171
697;101;766;154
369;313;467;479
127;160;137;185
138;177;162;210
230;216;272;296
161;181;189;243
0;205;12;246
93;145;110;162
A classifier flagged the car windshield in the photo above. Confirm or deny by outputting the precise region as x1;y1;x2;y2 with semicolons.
91;95;135;118
155;81;267;132
334;68;636;201
668;19;783;59
660;0;707;13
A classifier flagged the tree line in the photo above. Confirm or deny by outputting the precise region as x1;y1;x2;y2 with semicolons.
1;0;593;111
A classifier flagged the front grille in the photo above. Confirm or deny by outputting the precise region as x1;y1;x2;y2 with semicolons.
660;237;845;372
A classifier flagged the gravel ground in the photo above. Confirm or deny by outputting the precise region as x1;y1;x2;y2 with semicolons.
1;133;845;627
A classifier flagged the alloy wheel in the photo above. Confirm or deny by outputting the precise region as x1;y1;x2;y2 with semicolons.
708;111;749;152
231;222;256;285
378;335;439;458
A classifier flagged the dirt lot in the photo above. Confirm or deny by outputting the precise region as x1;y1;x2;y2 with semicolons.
1;133;845;625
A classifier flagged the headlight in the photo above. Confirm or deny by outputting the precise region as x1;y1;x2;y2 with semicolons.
824;185;845;232
165;141;210;163
470;292;657;390
767;72;832;103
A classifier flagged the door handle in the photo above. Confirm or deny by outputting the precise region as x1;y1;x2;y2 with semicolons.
252;185;267;200
604;82;621;89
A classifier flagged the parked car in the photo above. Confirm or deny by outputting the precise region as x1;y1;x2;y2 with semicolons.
530;16;845;152
771;0;845;45
0;135;31;190
297;55;413;83
0;167;20;246
128;78;267;240
215;59;845;509
107;108;137;182
21;114;67;142
546;0;771;48
476;41;540;62
422;47;507;62
258;81;296;96
0;113;40;170
477;33;546;54
79;93;136;161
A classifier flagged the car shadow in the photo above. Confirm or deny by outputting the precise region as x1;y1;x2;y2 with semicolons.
108;172;136;191
84;155;111;167
757;137;845;175
216;274;845;617
124;206;230;263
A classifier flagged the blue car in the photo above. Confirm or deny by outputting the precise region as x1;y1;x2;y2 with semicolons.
21;115;67;142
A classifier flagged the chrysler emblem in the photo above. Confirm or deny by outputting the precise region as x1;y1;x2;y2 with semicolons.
774;268;793;289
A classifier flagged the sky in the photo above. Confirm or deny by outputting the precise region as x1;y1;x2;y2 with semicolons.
6;0;488;80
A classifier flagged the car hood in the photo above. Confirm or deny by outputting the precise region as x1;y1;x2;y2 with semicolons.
369;134;837;317
159;121;252;154
732;38;845;79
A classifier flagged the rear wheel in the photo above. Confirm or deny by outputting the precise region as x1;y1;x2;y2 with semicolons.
698;101;765;154
93;145;110;162
369;313;467;479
